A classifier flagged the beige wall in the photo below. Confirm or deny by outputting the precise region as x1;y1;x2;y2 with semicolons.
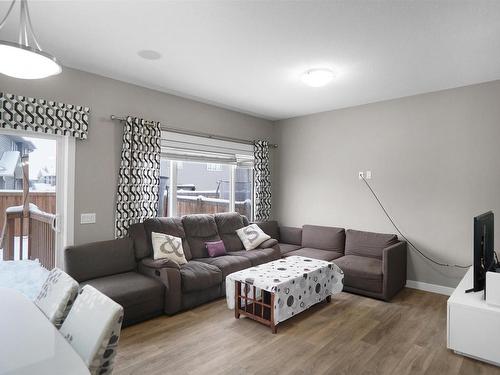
274;81;500;288
3;67;498;288
0;68;274;245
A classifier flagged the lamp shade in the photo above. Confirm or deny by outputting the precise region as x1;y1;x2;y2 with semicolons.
0;41;61;79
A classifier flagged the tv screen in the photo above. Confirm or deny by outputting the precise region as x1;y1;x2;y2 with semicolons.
467;211;495;294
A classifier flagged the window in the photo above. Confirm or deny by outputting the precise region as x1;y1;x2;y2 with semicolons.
206;163;222;172
159;132;254;220
234;165;253;219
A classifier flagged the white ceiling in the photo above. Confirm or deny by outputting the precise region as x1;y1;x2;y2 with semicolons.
1;0;500;120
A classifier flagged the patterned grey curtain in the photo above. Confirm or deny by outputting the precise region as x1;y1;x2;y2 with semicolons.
0;92;90;139
253;140;272;221
115;116;161;238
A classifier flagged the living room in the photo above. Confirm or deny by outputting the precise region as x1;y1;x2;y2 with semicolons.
0;1;499;375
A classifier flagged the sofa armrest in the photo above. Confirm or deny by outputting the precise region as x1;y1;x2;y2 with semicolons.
382;241;407;301
257;238;279;249
140;257;180;270
138;257;182;314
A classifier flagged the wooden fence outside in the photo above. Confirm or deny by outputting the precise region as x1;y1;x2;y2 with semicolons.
162;194;252;219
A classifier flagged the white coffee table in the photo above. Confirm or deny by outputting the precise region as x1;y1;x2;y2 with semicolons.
226;256;344;333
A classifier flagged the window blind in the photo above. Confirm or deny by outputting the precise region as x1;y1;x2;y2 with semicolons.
161;131;254;166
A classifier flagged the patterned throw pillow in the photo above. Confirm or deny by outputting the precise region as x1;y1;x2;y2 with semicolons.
35;267;79;328
236;224;271;250
60;285;124;375
151;232;188;265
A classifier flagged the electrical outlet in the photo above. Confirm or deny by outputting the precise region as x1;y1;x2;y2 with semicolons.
358;171;364;180
366;170;372;179
80;213;96;224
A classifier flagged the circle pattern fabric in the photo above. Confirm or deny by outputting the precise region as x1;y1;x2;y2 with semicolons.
226;256;344;324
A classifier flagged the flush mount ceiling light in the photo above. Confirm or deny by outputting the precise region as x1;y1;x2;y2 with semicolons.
137;50;162;60
301;68;335;87
0;0;61;79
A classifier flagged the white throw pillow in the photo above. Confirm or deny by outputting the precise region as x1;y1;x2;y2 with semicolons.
35;267;79;328
236;224;271;250
151;232;188;265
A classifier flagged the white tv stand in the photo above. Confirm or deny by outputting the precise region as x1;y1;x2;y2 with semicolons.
447;267;500;366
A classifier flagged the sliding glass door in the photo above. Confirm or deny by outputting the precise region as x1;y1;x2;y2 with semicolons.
0;129;75;268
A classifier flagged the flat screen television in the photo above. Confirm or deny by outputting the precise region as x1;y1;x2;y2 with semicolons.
466;211;495;294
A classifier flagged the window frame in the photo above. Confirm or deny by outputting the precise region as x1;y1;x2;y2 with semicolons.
161;131;254;220
164;159;253;220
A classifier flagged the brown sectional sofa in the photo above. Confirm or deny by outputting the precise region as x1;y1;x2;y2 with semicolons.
65;213;406;326
64;212;280;324
256;221;407;301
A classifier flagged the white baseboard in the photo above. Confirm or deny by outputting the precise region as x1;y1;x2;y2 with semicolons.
405;280;454;296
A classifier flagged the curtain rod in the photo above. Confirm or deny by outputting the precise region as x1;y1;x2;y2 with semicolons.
110;115;278;148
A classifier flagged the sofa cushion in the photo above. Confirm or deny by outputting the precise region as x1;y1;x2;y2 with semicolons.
259;238;279;249
81;272;164;310
284;248;343;261
197;255;252;278
144;217;192;260
128;223;150;260
278;243;301;255
345;229;398;259
279;226;302;246
214;212;245;252
333;255;383;293
302;225;345;252
228;248;280;266
255;221;280;241
180;261;222;293
182;214;221;259
64;239;136;282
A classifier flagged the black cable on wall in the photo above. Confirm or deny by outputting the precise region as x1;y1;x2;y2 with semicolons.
361;176;471;269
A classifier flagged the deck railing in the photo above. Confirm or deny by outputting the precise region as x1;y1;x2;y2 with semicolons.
28;209;56;269
0;191;56;236
1;204;56;269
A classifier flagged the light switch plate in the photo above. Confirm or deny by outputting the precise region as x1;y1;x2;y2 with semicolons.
80;213;96;224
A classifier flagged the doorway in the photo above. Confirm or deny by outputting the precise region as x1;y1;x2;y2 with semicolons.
0;130;75;268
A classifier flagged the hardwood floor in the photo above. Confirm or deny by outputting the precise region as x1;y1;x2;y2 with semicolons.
114;288;500;375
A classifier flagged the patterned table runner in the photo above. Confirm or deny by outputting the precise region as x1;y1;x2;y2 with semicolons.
226;256;344;324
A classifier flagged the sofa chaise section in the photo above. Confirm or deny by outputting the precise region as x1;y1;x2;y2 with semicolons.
257;221;407;301
333;229;406;301
64;238;165;326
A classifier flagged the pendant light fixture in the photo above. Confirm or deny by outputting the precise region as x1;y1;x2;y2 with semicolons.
0;0;61;79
